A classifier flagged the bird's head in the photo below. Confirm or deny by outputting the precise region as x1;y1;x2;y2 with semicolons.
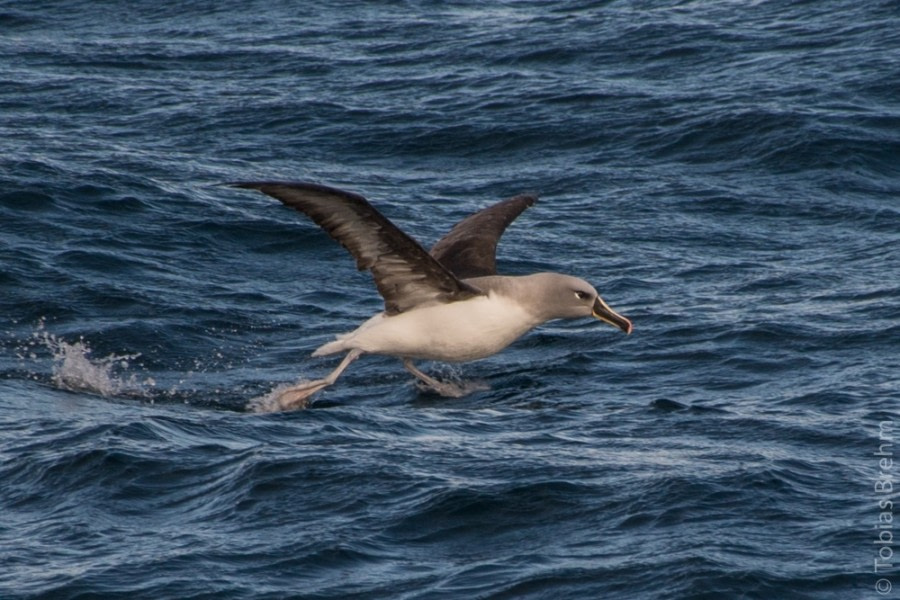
532;273;632;334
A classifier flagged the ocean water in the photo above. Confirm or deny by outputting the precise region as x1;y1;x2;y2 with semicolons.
1;1;898;598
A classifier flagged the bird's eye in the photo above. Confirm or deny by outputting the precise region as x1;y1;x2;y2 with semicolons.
574;291;590;301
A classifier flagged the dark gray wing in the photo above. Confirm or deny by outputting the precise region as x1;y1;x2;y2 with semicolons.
231;181;481;315
429;194;536;279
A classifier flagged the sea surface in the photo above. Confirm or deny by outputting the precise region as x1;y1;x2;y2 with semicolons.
1;1;898;598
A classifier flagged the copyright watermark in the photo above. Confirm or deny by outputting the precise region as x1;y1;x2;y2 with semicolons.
874;420;895;595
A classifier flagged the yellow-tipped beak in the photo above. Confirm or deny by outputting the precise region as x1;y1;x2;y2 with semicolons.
592;297;633;334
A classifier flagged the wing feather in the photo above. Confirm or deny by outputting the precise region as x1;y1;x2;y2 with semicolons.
232;181;481;315
429;194;536;279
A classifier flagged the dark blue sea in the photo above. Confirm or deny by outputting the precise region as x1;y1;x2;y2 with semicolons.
2;1;898;598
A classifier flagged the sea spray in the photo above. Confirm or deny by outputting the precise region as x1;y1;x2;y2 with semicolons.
17;321;155;398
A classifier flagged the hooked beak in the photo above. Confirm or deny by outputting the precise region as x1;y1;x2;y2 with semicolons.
592;297;633;334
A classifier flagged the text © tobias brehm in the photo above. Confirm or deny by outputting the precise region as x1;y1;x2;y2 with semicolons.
875;420;895;596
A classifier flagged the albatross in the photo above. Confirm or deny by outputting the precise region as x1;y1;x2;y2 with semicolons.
232;181;632;411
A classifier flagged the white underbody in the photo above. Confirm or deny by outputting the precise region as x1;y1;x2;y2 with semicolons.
312;292;541;362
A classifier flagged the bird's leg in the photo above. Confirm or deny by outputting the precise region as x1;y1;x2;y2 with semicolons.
272;349;362;411
402;358;468;398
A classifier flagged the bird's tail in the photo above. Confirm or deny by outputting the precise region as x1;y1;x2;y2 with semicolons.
311;336;347;357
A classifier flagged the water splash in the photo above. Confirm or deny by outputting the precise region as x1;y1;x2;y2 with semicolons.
17;321;155;398
247;380;316;413
413;364;490;398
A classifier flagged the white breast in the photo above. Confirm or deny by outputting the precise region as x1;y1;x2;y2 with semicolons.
320;293;540;362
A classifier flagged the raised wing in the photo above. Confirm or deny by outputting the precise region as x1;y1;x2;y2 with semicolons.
429;194;536;279
231;181;481;315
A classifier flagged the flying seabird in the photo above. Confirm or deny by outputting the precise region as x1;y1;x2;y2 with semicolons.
232;181;632;411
